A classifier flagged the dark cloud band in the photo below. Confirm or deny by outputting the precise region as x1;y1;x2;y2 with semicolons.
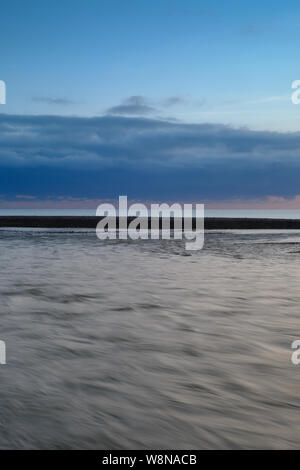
0;113;300;200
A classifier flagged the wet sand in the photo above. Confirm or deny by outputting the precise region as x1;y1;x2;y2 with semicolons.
1;216;300;229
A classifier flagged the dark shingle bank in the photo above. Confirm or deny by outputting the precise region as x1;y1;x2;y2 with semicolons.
1;216;300;229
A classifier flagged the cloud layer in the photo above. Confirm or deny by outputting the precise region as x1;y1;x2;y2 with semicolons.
32;96;76;106
1;113;300;201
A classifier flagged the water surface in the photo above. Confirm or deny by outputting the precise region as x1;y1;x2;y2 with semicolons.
0;229;300;449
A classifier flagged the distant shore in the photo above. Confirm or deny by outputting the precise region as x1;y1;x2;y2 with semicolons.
1;216;300;229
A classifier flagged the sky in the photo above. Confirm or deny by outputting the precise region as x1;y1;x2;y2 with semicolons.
1;0;300;208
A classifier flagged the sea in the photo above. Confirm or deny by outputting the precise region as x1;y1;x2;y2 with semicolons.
1;208;300;218
0;210;300;449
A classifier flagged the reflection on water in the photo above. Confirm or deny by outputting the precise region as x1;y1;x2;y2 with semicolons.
0;229;300;449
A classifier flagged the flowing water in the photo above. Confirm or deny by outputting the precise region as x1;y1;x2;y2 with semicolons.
0;229;300;449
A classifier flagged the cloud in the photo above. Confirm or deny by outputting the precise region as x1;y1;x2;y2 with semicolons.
4;194;300;210
32;96;75;105
163;96;187;107
162;95;205;108
15;194;37;199
106;96;156;115
1;113;300;167
1;113;300;200
106;95;206;116
244;95;288;105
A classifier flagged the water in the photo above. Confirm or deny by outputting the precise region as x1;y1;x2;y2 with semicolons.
2;208;300;219
0;229;300;449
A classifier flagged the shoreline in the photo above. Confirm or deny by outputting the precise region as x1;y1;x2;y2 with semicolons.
1;216;300;229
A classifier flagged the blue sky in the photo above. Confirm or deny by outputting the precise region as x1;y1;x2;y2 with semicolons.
1;0;300;207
